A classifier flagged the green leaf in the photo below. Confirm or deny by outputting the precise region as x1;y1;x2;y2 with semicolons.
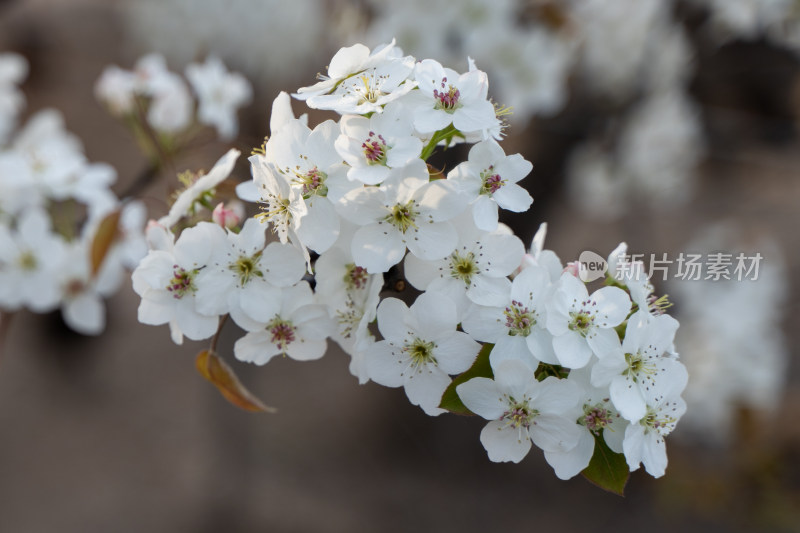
438;343;494;415
420;124;462;160
581;432;629;496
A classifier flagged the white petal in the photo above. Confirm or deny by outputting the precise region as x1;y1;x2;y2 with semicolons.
296;198;339;253
261;242;305;287
405;222;457;261
493;359;536;398
623;423;646;472
411;291;457;339
238;280;281;324
286;338;328;361
472;195;499;232
456;377;506;419
453;100;496;133
552;331;593;369
461;303;506;343
352;224;405;273
413;108;451;133
641;432;668;478
544;428;595;480
591;286;631;328
376;297;412;344
63;293;105;335
492;183;533;212
138;292;174;326
234;330;281;365
586;327;623;360
479;420;532;463
492;335;540;372
366;341;405;388
526;328;559;365
175;300;218;341
610;375;647;422
403;253;441;291
467;275;511;307
531;376;580;415
404;367;450;416
529;414;582;453
433;332;481;375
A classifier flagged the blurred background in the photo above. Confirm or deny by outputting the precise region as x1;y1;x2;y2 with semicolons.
1;0;799;531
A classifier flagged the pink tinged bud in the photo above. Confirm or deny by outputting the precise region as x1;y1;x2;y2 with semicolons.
564;262;580;277
212;201;243;229
146;219;164;232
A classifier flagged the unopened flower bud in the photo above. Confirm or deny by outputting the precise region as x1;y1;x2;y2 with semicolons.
212;201;244;229
564;261;580;277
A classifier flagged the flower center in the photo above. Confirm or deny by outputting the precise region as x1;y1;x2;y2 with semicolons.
480;166;506;195
257;190;292;235
582;404;613;434
504;300;535;336
18;251;37;271
403;338;437;369
353;71;386;104
336;300;362;339
344;263;369;290
449;251;477;284
385;200;418;233
230;254;263;286
167;265;197;299
641;406;678;435
362;131;388;165
623;351;656;382
433;78;461;112
292;165;328;197
568;308;595;336
268;317;296;351
501;397;537;429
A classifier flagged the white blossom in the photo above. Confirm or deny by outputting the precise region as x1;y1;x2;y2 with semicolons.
546;273;631;368
368;292;481;415
457;359;583;463
234;281;333;365
185;55;252;140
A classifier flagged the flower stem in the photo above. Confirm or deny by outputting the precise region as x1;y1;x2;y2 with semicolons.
420;124;461;161
209;314;229;355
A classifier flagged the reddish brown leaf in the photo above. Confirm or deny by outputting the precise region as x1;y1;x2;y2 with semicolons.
90;209;121;277
426;163;446;180
195;350;277;413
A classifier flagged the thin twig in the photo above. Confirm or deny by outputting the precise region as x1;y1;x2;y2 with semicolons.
134;96;177;178
119;163;159;199
209;314;229;355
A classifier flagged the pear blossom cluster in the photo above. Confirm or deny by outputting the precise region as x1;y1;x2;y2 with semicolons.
130;41;688;482
453;236;688;478
96;53;252;142
337;0;705;218
0;52;147;334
